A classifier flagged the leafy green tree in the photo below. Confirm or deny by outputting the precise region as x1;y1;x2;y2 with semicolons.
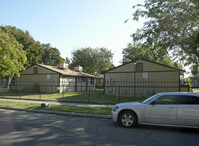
0;28;27;87
42;43;65;66
70;47;114;75
190;66;199;82
184;78;193;91
122;43;159;63
131;0;199;74
122;43;183;69
0;26;43;67
65;57;71;64
26;41;43;65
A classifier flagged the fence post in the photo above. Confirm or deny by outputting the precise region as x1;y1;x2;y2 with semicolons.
89;86;91;104
118;85;120;103
153;86;155;94
40;88;41;100
19;88;21;99
2;87;4;98
188;85;190;92
16;85;18;96
62;85;64;102
134;71;136;100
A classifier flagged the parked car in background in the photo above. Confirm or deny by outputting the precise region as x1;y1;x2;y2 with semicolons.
112;92;199;128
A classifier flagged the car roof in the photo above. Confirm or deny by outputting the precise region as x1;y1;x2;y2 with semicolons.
156;92;199;96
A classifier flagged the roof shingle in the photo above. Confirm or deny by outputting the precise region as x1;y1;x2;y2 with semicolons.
38;64;95;78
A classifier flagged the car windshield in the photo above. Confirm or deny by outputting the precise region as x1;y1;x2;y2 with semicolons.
142;94;159;104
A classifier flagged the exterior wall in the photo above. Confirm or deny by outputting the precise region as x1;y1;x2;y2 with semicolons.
59;76;76;93
108;60;177;73
105;60;181;97
16;65;60;93
76;77;96;91
96;78;104;88
16;64;96;93
180;85;189;92
59;76;96;93
95;74;104;88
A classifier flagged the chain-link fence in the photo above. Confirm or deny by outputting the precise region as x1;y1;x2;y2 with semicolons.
0;80;198;104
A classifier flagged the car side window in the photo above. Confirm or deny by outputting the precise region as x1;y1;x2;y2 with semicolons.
154;95;178;104
178;95;199;104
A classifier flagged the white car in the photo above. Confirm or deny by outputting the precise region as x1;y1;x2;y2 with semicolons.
112;92;199;128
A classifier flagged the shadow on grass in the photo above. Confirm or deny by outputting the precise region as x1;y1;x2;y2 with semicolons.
1;89;147;105
0;100;112;115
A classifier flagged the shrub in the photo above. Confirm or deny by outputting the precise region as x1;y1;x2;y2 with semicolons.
21;87;30;93
32;83;40;93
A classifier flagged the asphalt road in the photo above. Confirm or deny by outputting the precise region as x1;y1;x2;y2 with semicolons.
0;109;199;146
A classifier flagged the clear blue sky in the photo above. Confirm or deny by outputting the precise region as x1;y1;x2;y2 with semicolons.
0;0;145;66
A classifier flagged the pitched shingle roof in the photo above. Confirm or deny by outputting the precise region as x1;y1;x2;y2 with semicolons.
38;64;95;78
105;58;185;73
95;74;104;79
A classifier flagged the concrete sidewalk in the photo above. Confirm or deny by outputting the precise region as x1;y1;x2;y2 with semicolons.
0;98;113;108
0;98;113;119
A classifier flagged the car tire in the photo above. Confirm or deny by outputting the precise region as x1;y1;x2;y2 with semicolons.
119;111;138;128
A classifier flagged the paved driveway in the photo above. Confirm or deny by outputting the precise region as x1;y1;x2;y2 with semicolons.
0;109;199;146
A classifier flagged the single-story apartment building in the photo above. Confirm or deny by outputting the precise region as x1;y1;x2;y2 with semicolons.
95;74;104;88
15;63;96;93
104;59;188;97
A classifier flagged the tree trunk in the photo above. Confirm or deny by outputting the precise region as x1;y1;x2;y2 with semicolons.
7;76;13;88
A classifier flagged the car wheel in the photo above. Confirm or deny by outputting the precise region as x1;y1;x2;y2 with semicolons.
119;111;137;128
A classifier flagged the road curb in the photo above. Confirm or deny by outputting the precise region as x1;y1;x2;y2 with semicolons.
0;106;111;119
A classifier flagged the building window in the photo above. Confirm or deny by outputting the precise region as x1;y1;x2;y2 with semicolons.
82;78;86;82
47;74;50;79
78;78;81;82
143;72;148;79
136;63;143;72
91;79;94;85
63;78;69;85
33;67;38;74
110;79;115;85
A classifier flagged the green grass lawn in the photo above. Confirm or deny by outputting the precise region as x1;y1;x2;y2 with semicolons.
1;89;147;104
0;100;112;115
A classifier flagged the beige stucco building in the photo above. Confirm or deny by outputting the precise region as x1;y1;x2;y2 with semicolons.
15;63;96;93
104;59;187;97
95;74;104;88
